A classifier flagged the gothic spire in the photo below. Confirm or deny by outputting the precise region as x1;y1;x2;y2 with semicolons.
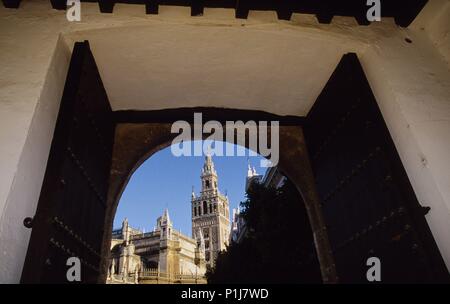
203;153;216;175
191;186;196;199
161;208;172;227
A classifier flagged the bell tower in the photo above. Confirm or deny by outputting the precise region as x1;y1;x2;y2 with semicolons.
191;155;230;268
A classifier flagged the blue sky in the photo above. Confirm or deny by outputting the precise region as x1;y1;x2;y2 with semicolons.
113;141;266;237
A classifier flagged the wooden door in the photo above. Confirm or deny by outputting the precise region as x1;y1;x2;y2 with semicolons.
21;41;114;283
304;53;449;283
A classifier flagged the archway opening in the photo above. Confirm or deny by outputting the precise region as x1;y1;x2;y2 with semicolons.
106;140;321;284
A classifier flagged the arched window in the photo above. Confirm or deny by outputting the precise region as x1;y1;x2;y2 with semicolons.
194;207;197;217
198;206;201;216
209;204;212;213
203;201;208;214
203;228;209;238
205;180;210;188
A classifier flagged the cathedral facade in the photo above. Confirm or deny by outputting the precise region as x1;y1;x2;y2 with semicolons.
107;210;207;284
191;155;231;268
107;155;231;283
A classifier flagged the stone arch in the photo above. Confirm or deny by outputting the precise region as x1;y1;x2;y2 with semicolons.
99;108;337;283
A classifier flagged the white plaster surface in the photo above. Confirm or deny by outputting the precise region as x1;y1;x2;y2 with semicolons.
0;0;448;283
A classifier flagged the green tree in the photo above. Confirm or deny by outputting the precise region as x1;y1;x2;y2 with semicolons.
207;179;322;283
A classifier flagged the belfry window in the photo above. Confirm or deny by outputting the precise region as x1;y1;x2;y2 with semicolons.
203;201;208;214
205;180;210;188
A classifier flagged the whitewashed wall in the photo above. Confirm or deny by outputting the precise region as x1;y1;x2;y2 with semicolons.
0;0;448;283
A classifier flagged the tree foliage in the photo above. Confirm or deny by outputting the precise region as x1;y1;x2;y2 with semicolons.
206;179;322;283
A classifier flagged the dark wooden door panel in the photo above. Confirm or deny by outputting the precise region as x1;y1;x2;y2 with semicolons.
21;41;114;284
304;53;449;283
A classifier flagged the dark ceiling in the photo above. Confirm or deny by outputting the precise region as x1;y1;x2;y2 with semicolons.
2;0;428;27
